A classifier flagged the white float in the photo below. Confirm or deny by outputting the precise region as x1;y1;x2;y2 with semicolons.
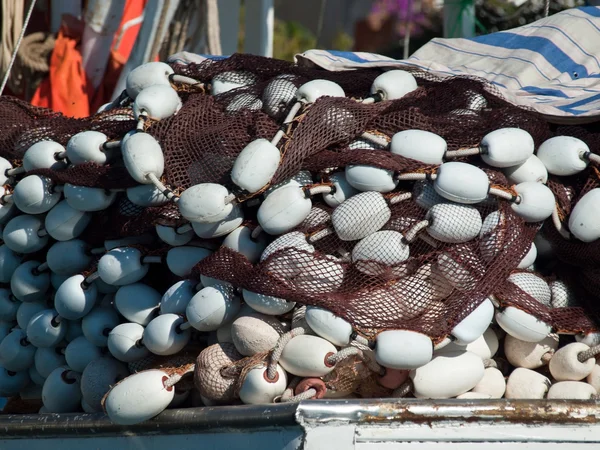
537;135;589;176
66;131;111;165
450;298;494;345
133;84;182;120
390;130;446;165
45;200;91;241
222;226;268;264
568;188;600;242
231;138;280;193
64;184;117;211
230;312;284;356
23;141;68;171
239;364;287;405
504;333;558;369
26;309;66;347
370;70;417;101
10;260;50;302
54;274;98;320
503;154;548;184
323;172;358;207
434;162;489;204
186;284;241;332
178;183;234;223
121;131;165;184
426;203;482;244
115;283;161;325
41;367;82;412
46;240;92;275
505;367;550;399
375;330;433;370
511;181;555;223
495;306;552;343
160;280;196;315
107;322;149;362
305;306;353;346
104;369;175;425
332;191;391;241
64;336;103;373
257;185;312;235
0;328;36;371
125;62;174;98
549;342;596;381
81;356;129;412
410;350;485;399
191;205;244;239
480;128;534;168
82;307;120;347
143;313;191;356
98;247;149;285
279;335;337;377
242;290;295;316
166;246;212;277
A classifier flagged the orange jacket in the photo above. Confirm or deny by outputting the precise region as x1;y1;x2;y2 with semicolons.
31;0;147;118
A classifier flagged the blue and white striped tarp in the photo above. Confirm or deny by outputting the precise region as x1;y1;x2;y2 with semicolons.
168;6;600;123
295;6;600;123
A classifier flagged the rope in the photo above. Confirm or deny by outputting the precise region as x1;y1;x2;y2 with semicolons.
1;0;24;80
389;192;413;205
445;147;480;158
395;172;431;181
17;32;55;72
308;185;334;196
552;205;571;239
267;327;307;380
392;380;413;398
350;338;384;375
578;344;600;363
403;219;430;243
483;359;497;369
544;0;550;17
292;306;308;329
326;346;361;366
307;227;334;244
281;388;318;402
5;30;54;97
362;132;390;148
1;0;37;97
489;187;518;202
541;352;553;364
205;0;221;55
164;364;195;387
278;377;302;402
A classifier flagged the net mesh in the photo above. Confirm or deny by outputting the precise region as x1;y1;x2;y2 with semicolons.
0;52;598;354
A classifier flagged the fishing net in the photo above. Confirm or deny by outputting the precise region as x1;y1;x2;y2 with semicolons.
1;53;600;412
0;53;597;343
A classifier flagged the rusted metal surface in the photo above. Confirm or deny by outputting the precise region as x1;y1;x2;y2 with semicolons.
0;403;299;438
2;399;600;447
297;399;600;426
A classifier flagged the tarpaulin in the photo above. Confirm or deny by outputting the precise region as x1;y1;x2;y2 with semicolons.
293;7;600;124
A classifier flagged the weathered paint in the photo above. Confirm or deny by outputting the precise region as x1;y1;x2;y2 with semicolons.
1;399;600;449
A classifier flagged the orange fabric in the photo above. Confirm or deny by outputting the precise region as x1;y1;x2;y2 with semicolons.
33;0;148;116
31;15;92;118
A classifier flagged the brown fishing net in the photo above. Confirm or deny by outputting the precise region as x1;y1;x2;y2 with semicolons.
0;52;598;352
